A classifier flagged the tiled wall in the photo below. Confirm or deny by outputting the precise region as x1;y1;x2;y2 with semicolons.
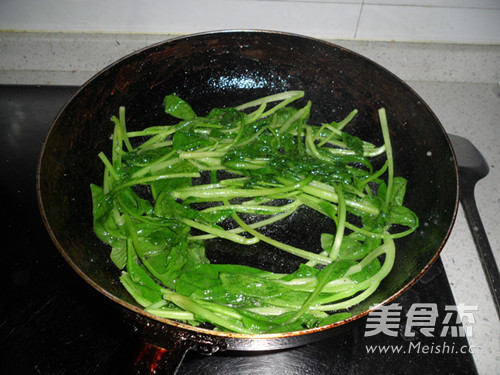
0;0;499;44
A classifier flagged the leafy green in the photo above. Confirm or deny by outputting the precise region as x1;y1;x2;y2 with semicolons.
91;91;418;333
164;94;197;120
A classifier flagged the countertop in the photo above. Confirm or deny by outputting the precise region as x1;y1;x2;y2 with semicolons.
1;31;499;374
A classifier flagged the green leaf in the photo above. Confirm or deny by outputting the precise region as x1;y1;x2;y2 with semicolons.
155;192;191;219
220;273;285;299
206;107;246;129
172;130;215;151
322;259;357;283
184;241;210;269
155;192;232;224
120;272;163;308
151;176;192;201
116;188;153;216
198;209;234;224
342;132;364;156
164;94;197;120
338;237;364;260
389;177;407;206
236;309;274;332
266;290;310;307
110;244;127;269
176;269;221;297
151;244;189;289
266;312;319;333
387;205;419;227
349;258;381;283
91;184;126;248
324;232;382;261
126;246;162;292
281;263;319;282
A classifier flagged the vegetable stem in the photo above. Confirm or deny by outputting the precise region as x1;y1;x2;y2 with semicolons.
379;108;394;206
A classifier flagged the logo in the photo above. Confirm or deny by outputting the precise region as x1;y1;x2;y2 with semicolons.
364;303;477;338
363;303;478;355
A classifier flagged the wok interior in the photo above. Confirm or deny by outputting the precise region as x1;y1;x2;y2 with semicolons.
38;31;457;333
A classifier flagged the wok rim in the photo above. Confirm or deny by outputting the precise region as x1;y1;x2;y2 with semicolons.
36;29;460;343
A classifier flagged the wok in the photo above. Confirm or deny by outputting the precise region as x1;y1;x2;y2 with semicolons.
36;30;458;373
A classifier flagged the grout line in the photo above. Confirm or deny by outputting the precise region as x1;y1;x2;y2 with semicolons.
354;1;364;39
361;2;500;10
224;0;500;11
240;0;363;3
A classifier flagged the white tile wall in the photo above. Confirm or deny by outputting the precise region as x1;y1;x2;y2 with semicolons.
0;0;499;44
357;4;500;43
363;0;500;7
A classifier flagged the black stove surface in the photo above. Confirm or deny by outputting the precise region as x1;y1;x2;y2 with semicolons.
0;85;477;374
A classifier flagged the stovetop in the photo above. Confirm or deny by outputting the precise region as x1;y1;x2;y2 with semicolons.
0;85;477;374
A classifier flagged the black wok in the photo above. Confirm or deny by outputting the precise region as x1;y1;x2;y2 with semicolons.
36;30;458;374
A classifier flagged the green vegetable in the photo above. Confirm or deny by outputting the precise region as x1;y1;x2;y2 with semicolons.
91;90;418;333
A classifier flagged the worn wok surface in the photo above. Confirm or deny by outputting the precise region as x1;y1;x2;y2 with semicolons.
37;30;458;351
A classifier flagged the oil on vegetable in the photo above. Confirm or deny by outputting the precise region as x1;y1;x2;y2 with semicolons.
91;91;418;334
